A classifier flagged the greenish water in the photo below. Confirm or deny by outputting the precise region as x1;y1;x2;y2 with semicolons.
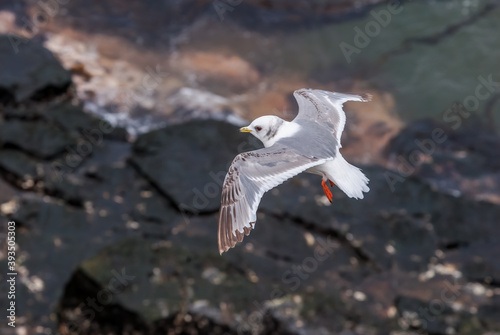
186;0;500;128
14;0;497;131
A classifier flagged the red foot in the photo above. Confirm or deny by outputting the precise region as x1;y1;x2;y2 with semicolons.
321;179;333;203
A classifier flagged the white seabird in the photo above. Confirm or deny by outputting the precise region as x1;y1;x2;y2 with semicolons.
218;89;371;254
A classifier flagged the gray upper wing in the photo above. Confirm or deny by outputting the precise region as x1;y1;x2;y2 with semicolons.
218;145;327;254
293;89;371;147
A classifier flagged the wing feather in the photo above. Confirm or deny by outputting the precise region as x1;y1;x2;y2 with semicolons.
218;146;326;254
293;89;371;147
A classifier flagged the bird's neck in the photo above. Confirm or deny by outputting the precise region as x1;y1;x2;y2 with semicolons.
262;121;301;148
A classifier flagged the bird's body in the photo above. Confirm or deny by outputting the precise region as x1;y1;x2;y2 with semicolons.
218;89;371;254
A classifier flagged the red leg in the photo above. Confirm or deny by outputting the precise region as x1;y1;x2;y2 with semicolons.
321;179;333;203
329;179;335;187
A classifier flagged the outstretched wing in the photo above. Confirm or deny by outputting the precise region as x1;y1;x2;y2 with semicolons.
293;89;371;147
218;145;327;254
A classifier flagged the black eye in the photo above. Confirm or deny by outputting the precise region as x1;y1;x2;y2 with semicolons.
255;126;262;131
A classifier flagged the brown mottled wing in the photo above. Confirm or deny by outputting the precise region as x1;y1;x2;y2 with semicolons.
293;89;371;147
218;146;326;254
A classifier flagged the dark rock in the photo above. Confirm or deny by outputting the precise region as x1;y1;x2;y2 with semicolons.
6;196;91;330
457;315;487;335
395;295;458;334
0;120;74;159
3;101;129;141
61;212;368;334
385;118;500;201
353;211;438;273
44;102;129;142
42;172;94;207
260;165;500;273
58;268;149;334
4;115;500;335
0;34;71;103
152;312;237;335
0;103;130;195
385;119;452;158
4;158;180;333
478;296;500;331
0;149;40;186
130;120;262;213
444;242;500;285
0;173;18;205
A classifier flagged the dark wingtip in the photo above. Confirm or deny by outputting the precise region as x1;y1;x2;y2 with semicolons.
218;224;256;255
218;241;232;255
361;93;373;102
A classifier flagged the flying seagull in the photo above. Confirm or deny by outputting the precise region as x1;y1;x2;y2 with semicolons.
218;89;371;254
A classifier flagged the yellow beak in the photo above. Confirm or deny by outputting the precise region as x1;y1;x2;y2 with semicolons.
240;127;252;133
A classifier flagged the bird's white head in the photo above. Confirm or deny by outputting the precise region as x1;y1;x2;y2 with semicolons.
240;115;295;148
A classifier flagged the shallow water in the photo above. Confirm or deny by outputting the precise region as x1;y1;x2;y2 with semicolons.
185;0;500;124
3;0;499;132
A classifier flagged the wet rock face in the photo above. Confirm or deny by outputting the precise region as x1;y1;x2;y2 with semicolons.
53;122;500;335
130;120;262;213
0;149;39;186
4;110;500;335
1;31;500;335
2;88;500;334
0;34;71;103
52;159;500;335
0;120;74;159
385;118;500;203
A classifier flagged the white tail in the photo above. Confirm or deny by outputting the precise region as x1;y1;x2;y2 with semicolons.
325;153;370;199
